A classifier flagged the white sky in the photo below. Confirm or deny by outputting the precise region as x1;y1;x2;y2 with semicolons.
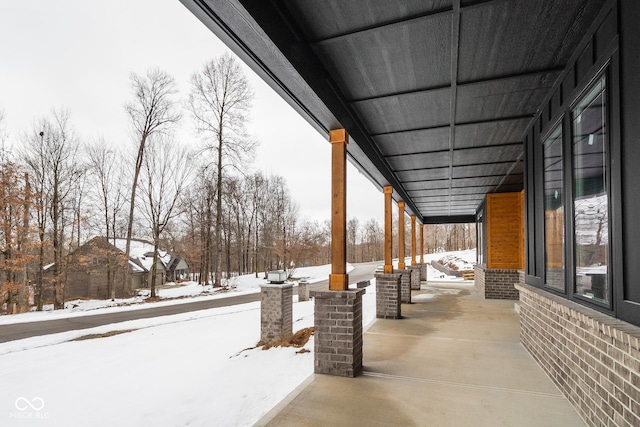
0;0;384;224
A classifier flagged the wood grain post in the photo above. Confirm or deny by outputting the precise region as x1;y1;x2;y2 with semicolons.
411;215;417;266
398;201;406;270
329;129;348;290
419;223;424;264
383;186;393;274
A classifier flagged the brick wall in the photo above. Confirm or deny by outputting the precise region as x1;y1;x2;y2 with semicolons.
408;266;420;290
375;273;401;319
474;265;520;300
396;269;412;304
517;283;640;427
311;289;365;377
260;284;293;344
474;265;485;296
419;263;427;282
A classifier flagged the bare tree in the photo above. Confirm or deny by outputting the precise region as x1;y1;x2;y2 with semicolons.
188;53;255;287
347;217;360;263
87;141;127;300
138;135;192;298
0;157;33;314
22;109;82;309
124;68;181;280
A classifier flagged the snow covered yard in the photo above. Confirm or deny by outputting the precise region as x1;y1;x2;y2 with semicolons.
1;250;475;426
1;277;376;427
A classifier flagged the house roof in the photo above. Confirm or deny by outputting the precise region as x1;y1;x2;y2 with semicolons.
180;0;609;223
111;238;171;272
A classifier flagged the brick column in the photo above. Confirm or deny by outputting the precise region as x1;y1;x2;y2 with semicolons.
260;284;293;344
311;288;365;377
408;265;420;290
298;280;309;302
396;269;411;303
419;263;428;282
375;272;401;319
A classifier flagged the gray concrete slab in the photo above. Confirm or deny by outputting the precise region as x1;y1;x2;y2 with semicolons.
257;282;586;426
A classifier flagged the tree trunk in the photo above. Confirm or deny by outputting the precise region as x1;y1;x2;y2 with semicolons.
214;128;223;287
125;133;147;292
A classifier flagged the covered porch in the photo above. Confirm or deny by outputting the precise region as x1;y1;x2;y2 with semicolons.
180;1;640;426
258;280;584;426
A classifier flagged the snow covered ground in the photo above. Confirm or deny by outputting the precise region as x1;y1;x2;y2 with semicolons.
1;250;476;426
0;263;355;326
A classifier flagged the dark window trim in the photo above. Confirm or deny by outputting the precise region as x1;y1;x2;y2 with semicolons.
541;120;566;294
569;69;613;312
525;0;627;322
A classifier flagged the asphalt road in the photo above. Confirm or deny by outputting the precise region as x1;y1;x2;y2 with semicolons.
0;262;378;343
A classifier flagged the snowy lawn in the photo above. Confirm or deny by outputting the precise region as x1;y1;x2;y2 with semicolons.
1;277;377;427
1;250;475;426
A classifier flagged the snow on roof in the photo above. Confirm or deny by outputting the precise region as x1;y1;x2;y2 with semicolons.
112;238;171;271
129;260;146;273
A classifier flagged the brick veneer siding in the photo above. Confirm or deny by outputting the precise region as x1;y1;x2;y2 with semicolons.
298;282;309;302
474;265;520;300
396;269;412;304
311;288;365;377
260;284;293;344
419;263;427;282
408;265;421;290
375;272;401;319
474;265;486;297
516;283;640;427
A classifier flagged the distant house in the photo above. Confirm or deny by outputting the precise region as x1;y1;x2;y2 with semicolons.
166;256;189;282
47;237;188;300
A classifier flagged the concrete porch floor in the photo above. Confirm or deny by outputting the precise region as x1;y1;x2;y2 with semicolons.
256;281;586;427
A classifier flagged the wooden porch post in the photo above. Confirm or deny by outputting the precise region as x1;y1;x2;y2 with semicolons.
411;215;417;266
398;201;406;270
420;223;424;264
329;129;348;290
383;186;393;274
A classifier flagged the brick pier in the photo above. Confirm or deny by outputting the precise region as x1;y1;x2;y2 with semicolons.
375;273;401;319
408;265;420;290
311;288;365;377
396;269;411;304
260;283;293;344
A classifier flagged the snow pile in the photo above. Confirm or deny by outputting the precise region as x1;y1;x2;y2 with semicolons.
434;254;474;271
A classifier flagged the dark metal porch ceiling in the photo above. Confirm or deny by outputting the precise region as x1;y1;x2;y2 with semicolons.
180;0;608;224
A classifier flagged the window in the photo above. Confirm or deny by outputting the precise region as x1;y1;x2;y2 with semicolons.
543;125;564;290
572;77;609;304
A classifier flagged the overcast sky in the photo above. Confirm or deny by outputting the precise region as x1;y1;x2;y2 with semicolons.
0;0;384;225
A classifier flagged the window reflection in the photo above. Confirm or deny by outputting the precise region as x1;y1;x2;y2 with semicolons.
573;78;609;303
543;126;564;290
